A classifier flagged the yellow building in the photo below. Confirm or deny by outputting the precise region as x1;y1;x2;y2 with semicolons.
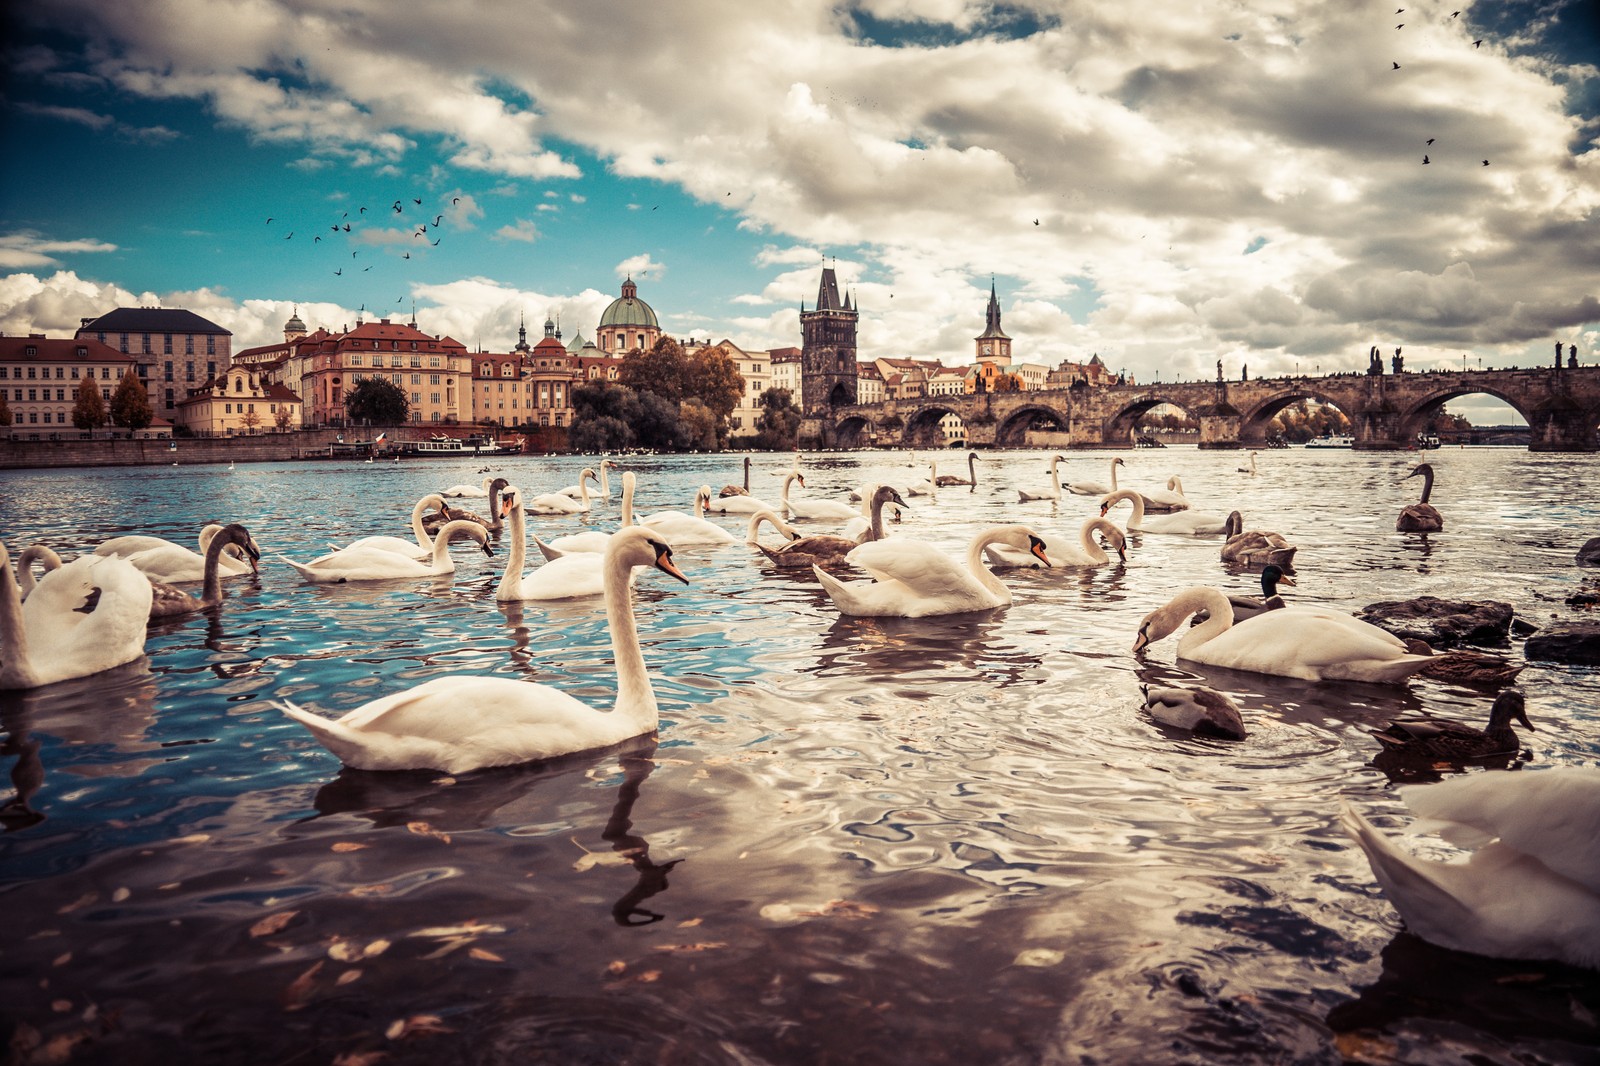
175;364;303;436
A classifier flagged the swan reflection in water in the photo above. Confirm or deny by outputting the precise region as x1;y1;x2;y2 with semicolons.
811;610;1042;685
306;736;681;926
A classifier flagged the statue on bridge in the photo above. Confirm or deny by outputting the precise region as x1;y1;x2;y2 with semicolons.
1557;339;1566;369
1216;359;1223;383
1392;348;1403;373
1368;346;1383;375
1571;344;1580;368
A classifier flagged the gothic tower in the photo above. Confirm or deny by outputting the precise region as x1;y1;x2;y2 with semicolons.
799;266;859;413
975;281;1011;365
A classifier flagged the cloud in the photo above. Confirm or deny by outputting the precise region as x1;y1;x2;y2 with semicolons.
0;233;119;270
492;219;540;243
616;254;663;279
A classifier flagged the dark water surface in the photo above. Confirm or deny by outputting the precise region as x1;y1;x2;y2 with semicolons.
1;448;1597;1065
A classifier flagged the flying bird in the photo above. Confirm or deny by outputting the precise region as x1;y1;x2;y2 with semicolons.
285;232;294;239
359;206;367;214
1451;10;1460;17
1396;23;1404;29
1426;137;1435;145
343;223;350;232
334;268;342;276
314;236;321;243
1482;159;1490;165
433;215;443;226
392;201;402;212
413;198;422;205
403;252;411;259
1423;155;1430;164
651;205;658;210
1474;39;1483;47
452;196;460;204
265;217;273;224
1392;61;1401;69
331;224;339;231
1033;219;1040;226
431;238;441;246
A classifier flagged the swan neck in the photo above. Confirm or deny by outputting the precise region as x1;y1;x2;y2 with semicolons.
966;531;1011;598
410;496;436;550
620;475;635;528
1079;519;1107;563
1109;459;1119;490
499;502;527;598
868;493;889;541
202;529;231;602
1050;457;1062;494
0;544;32;688
1108;488;1144;523
1419;467;1434;503
605;553;657;730
1175;588;1234;657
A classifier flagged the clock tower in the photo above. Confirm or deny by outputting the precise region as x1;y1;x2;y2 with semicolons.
975;281;1012;365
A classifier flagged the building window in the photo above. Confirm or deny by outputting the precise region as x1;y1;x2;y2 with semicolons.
185;336;194;355
206;336;215;355
165;389;174;405
225;403;233;414
165;361;174;381
71;366;80;379
142;335;152;353
120;334;128;352
207;361;216;378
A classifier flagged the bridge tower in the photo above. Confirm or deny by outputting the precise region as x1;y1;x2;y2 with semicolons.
799;267;859;414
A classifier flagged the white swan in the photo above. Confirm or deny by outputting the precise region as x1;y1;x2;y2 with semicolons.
1397;462;1444;532
905;460;938;498
813;524;1050;618
561;458;618;500
96;524;257;580
1143;475;1190;512
441;475;493;498
149;523;260;619
113;525;262;583
1;540;153;690
781;472;859;521
1238;451;1259;476
641;486;738;546
1100;488;1229;535
1341;767;1600;970
1067;456;1124;497
1132;586;1433;682
495;487;623;600
984;516;1126;569
277;527;689;772
545;472;637;556
1018;455;1068;502
283;520;492;583
328;493;453;560
529;471;593;515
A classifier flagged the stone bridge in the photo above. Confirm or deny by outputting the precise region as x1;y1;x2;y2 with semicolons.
802;365;1600;451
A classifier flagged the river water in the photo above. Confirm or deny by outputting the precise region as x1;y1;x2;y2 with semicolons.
1;446;1597;1065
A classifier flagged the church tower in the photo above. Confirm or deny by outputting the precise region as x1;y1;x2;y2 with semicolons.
799;266;859;412
975;281;1011;365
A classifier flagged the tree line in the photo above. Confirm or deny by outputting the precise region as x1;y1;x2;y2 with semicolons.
0;369;155;432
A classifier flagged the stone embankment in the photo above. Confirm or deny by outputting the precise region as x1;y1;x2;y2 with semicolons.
0;430;352;469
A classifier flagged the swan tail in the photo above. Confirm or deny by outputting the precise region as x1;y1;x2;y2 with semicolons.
280;556;320;581
279;701;364;766
1340;802;1476;940
811;564;855;608
533;535;564;561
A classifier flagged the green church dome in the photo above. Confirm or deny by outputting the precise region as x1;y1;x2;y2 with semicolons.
598;277;659;330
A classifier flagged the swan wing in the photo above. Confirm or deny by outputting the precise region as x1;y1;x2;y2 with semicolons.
1401;768;1600;892
17;556;151;685
504;554;609;601
1189;608;1429;681
846;539;974;596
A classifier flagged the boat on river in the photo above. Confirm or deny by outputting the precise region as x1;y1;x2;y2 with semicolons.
1305;434;1354;448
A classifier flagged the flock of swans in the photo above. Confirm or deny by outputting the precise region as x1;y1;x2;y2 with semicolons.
2;448;1594;971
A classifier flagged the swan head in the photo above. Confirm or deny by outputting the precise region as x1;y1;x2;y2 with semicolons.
872;485;908;509
1113;457;1126;468
602;459;620;470
611;527;690;584
499;487;523;517
221;524;261;567
990;525;1051;568
1224;511;1243;537
439;519;495;557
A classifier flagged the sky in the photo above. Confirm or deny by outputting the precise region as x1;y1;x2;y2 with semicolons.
2;0;1598;425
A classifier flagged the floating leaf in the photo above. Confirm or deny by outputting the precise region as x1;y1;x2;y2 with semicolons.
331;842;368;853
1012;948;1065;968
385;1014;454;1040
335;969;363;987
467;947;504;962
606;960;626;975
282;961;324;1011
250;911;297;938
364;939;391;958
328;940;364;963
349;883;393;898
651;942;728;954
677;918;703;928
172;834;211;845
407;921;505;939
636;970;661;983
51;952;71;967
57;892;97;915
406;821;451;844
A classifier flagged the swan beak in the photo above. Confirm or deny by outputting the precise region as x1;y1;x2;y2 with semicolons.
1133;624;1152;654
653;546;690;584
1099;502;1110;517
480;541;495;557
1028;535;1052;568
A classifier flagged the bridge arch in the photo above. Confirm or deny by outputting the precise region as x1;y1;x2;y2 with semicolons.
833;415;872;449
1237;389;1356;445
1393;383;1532;438
1102;394;1202;444
995;403;1070;446
903;402;964;448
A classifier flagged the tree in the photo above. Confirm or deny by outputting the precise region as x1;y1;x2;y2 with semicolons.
569;380;640;452
240;407;262;433
274;405;294;431
633;391;685;450
678;399;719;451
617;336;688;404
345;378;409;424
754;387;802;451
0;388;11;427
684;345;745;427
109;369;153;431
71;374;108;430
